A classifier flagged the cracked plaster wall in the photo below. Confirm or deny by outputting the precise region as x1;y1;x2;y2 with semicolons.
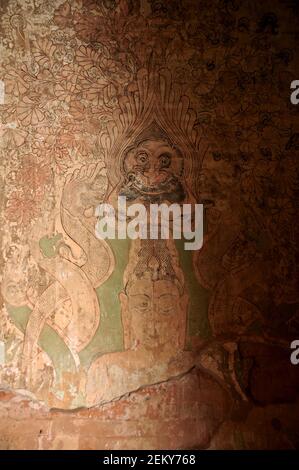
0;0;299;449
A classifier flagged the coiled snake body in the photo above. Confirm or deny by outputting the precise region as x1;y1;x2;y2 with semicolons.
21;163;114;388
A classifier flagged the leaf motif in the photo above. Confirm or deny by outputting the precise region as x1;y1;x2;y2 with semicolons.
17;97;45;126
33;38;56;67
5;70;29;97
103;83;117;107
76;45;101;69
53;1;73;28
3;127;28;148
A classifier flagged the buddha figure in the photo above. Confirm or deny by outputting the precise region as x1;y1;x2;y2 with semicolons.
86;239;192;406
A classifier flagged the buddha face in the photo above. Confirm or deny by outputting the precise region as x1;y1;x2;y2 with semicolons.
120;278;187;352
120;138;185;203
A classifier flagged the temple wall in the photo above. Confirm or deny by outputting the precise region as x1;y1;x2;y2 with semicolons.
0;0;298;449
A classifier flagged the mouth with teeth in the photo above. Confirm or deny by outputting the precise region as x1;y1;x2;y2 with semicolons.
119;173;186;203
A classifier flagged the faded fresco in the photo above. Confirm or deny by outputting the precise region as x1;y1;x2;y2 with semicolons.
0;0;299;449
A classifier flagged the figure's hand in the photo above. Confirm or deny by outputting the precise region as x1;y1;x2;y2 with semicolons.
62;162;108;216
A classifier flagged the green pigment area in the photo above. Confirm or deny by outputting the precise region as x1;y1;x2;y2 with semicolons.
7;305;76;381
175;238;211;339
79;238;131;368
7;238;131;376
39;233;63;258
7;236;209;377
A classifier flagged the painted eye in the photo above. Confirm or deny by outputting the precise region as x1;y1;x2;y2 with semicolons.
158;295;175;314
159;154;171;168
136;152;148;165
132;297;150;312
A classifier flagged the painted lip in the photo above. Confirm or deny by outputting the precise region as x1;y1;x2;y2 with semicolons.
132;179;172;193
130;177;179;194
133;187;170;196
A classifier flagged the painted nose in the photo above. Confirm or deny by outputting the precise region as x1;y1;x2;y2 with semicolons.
144;168;168;185
143;167;155;176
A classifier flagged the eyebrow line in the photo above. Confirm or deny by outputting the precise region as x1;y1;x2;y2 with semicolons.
130;294;151;299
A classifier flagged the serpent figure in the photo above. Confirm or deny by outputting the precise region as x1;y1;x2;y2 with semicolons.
21;162;115;389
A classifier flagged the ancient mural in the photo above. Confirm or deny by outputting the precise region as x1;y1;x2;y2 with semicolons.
0;0;299;449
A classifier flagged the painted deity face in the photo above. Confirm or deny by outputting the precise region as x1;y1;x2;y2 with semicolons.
120;278;187;352
120;138;185;203
79;176;107;209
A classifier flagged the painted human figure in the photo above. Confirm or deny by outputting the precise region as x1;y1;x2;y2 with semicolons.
86;245;192;406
